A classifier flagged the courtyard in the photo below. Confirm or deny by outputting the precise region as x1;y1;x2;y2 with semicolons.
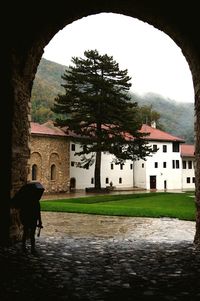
1;213;200;300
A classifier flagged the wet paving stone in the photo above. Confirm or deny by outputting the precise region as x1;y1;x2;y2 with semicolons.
0;214;199;300
1;236;200;300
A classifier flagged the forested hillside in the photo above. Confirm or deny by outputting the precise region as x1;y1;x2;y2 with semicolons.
130;92;194;143
31;58;66;122
31;58;195;143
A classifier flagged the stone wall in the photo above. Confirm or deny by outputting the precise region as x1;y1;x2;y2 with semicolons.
28;134;70;194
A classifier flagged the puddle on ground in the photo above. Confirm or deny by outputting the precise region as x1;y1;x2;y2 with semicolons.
41;212;195;242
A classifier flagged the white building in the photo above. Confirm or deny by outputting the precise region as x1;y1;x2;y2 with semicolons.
29;121;195;192
70;124;195;191
133;124;185;190
70;143;134;190
181;144;195;190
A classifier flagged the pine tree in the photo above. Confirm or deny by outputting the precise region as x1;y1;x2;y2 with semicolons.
52;49;154;190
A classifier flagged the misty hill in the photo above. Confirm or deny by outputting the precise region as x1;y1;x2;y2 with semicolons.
31;58;195;143
130;92;194;143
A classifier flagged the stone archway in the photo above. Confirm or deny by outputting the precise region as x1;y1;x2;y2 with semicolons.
2;1;200;244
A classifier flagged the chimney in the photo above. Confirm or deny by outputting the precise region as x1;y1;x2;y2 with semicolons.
151;121;156;128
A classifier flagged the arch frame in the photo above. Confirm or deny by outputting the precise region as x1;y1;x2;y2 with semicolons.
2;1;200;244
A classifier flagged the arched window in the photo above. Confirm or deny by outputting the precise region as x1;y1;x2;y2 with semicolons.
32;164;38;181
51;164;56;180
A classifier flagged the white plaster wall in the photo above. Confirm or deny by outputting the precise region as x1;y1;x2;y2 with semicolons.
70;143;94;189
133;160;146;188
147;143;180;190
100;152;134;188
146;142;183;190
181;157;195;190
134;141;183;190
70;141;193;191
70;143;134;189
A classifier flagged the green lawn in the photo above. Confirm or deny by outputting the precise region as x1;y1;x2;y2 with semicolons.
41;192;196;221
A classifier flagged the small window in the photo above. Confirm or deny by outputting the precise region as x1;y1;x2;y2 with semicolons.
32;164;37;181
119;177;122;184
172;142;179;152
91;178;94;184
142;163;144;168
182;161;186;169
155;162;158;168
163;162;167;168
71;144;75;151
172;160;179;169
193;177;195;183
130;164;133;170
71;161;75;167
163;145;167;153
187;177;190;183
188;161;192;169
51;164;56;180
106;177;109;184
120;164;124;170
111;163;114;170
153;144;158;152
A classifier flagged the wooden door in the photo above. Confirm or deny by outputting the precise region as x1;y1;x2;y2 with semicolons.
150;176;156;189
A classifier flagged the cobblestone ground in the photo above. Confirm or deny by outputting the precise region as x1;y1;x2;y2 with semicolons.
1;213;200;301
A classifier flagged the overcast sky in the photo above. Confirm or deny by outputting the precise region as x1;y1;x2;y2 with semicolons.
43;13;194;103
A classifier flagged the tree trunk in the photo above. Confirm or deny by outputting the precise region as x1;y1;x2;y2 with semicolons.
94;151;101;190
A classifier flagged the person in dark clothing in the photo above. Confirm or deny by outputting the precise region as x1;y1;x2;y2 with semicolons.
20;197;43;255
11;182;44;255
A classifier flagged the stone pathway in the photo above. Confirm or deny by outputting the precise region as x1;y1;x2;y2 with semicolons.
1;213;200;300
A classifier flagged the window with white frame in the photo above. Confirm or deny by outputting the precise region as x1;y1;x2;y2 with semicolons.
163;145;167;152
172;142;179;152
153;144;158;152
188;161;192;169
172;160;179;169
182;161;186;169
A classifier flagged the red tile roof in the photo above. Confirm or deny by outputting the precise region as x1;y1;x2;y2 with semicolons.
31;121;185;143
140;124;185;142
180;144;195;157
31;122;67;137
